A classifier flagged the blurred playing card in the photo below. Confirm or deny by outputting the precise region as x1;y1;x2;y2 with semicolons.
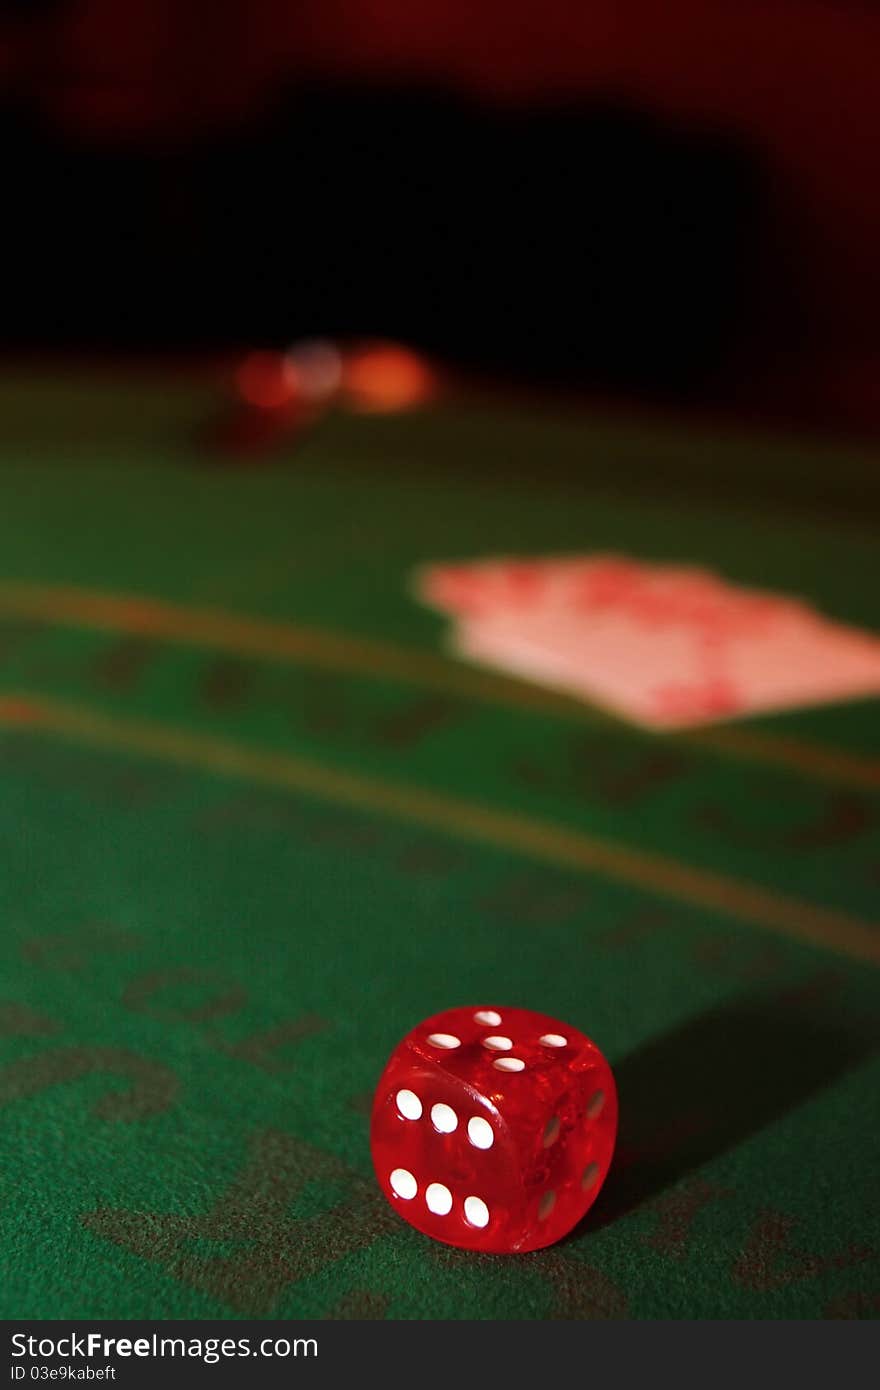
414;555;880;729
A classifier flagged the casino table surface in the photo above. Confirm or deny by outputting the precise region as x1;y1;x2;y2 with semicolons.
1;367;878;1321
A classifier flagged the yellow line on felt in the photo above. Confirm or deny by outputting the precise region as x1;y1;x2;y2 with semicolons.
0;690;877;966
0;580;877;792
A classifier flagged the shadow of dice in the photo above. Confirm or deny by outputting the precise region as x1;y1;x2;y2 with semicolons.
370;1005;617;1253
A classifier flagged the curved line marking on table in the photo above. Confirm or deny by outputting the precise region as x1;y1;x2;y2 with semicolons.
0;691;876;966
0;582;877;791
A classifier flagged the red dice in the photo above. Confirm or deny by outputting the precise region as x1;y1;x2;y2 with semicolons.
370;1005;617;1253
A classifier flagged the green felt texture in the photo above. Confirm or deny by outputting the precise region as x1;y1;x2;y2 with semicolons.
0;372;878;1320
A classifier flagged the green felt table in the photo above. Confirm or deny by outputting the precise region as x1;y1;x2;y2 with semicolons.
0;368;878;1320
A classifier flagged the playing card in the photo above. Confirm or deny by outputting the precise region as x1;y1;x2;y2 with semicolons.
414;555;880;729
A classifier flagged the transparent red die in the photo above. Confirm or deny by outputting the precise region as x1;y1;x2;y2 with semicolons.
370;1005;617;1253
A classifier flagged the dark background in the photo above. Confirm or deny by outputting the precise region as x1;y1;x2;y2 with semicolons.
2;0;879;431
